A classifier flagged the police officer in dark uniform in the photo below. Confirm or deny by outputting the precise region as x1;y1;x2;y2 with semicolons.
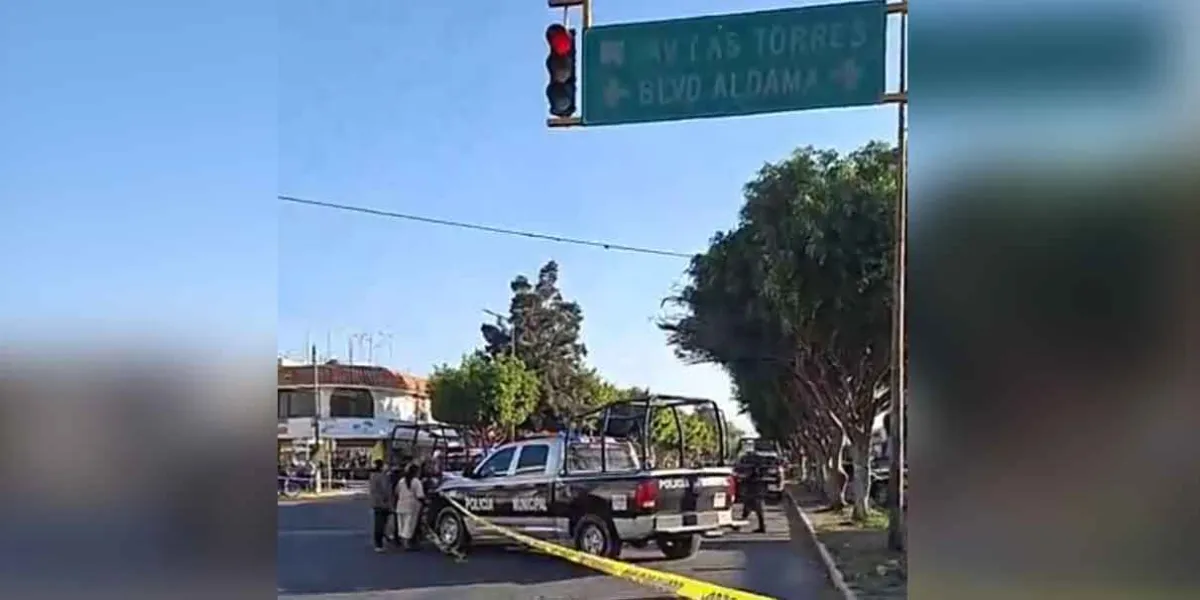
739;455;767;533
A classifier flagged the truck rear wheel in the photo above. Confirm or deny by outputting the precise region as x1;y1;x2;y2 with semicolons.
573;514;621;559
657;533;701;560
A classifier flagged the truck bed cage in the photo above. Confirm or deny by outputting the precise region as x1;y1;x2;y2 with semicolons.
387;421;477;470
566;393;729;473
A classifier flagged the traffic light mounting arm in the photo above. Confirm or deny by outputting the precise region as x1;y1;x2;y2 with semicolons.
546;116;581;128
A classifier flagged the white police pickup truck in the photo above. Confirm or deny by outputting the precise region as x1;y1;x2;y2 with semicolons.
426;431;741;560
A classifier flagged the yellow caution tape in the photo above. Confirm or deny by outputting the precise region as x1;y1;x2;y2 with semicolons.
440;495;777;600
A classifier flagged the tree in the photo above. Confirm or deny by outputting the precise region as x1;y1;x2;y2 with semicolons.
662;142;896;521
722;418;747;462
481;260;590;430
428;353;540;441
577;368;622;410
646;406;721;468
683;412;720;465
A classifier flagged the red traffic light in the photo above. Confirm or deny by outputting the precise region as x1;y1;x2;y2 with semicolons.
546;24;573;57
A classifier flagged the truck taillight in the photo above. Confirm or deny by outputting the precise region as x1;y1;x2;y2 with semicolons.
634;479;659;509
727;475;737;502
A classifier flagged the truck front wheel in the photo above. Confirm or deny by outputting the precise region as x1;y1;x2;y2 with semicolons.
573;514;622;559
434;506;470;554
657;533;701;560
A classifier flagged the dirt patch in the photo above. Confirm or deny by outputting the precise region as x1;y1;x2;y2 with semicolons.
792;488;907;599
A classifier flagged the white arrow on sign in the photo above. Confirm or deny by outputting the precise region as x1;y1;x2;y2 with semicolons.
599;40;625;67
830;58;862;92
603;78;630;108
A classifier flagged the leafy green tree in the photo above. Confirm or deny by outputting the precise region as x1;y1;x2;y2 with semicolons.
481;260;591;429
577;368;624;409
722;418;748;462
683;412;719;465
662;142;896;520
646;406;721;468
428;353;540;440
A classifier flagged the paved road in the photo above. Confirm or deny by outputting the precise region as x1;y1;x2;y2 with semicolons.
278;495;837;600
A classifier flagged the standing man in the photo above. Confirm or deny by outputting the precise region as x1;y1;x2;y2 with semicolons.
739;455;767;533
367;459;393;552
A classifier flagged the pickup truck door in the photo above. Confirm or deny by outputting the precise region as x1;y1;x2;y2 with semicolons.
500;442;562;538
454;446;517;538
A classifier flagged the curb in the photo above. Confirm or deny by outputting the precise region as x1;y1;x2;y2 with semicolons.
784;486;858;600
278;490;365;504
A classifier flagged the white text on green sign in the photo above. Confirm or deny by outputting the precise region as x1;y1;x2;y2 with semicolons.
581;1;887;126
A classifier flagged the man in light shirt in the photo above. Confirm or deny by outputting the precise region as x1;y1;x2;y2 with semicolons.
367;460;394;552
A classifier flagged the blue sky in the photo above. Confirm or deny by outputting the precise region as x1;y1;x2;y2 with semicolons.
1;0;900;435
0;1;277;342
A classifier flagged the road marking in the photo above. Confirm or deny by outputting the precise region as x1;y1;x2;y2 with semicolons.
278;528;366;537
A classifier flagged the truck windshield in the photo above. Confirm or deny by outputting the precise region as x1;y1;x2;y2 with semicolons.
566;441;639;472
753;441;777;453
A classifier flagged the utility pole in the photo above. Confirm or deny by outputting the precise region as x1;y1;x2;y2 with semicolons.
311;344;322;493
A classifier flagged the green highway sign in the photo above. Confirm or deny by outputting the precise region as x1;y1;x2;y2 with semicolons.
581;1;887;126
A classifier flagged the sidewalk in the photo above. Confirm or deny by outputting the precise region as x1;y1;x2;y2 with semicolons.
770;497;858;600
786;483;907;599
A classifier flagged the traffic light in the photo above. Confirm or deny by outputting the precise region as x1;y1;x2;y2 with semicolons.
545;24;577;118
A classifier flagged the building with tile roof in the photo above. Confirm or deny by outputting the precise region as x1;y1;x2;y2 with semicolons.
277;360;431;477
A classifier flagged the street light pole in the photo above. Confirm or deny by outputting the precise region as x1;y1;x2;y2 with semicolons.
311;344;322;494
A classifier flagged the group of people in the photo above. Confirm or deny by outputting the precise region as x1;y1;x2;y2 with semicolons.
331;449;377;481
367;459;427;552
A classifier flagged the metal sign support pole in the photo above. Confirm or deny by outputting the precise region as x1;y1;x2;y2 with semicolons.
887;0;908;553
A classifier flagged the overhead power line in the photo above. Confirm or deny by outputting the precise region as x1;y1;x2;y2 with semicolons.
278;194;694;259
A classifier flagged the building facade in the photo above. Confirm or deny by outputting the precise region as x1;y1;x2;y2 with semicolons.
277;361;430;476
